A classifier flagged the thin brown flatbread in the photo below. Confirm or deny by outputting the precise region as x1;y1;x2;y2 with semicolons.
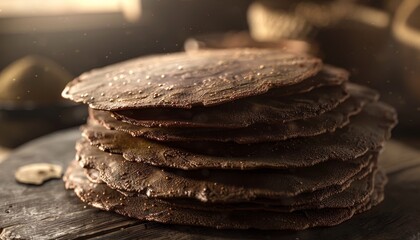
158;170;383;212
91;83;377;143
84;159;376;208
112;84;348;128
76;138;374;202
62;49;322;110
64;161;384;230
82;102;397;170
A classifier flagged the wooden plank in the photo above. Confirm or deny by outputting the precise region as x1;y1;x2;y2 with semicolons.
0;147;10;164
1;128;420;240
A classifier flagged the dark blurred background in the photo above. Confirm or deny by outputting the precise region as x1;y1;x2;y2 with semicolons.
0;0;251;73
0;0;419;159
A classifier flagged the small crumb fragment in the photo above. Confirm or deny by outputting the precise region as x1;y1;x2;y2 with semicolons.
15;163;63;185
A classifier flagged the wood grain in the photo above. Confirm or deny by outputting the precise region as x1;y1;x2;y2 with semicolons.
1;129;420;240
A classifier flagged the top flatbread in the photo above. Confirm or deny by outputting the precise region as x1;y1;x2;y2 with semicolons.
62;49;322;110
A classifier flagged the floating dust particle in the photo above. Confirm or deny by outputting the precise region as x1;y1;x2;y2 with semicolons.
15;163;63;185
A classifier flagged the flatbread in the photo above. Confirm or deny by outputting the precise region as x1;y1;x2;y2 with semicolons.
84;158;376;208
112;84;348;128
91;83;377;143
64;161;384;230
62;49;322;110
82;102;397;170
256;64;348;97
76;138;374;202
159;169;384;212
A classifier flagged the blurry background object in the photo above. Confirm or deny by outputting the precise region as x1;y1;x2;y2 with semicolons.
0;0;141;21
247;0;392;90
0;55;87;148
0;55;72;104
0;0;251;76
391;0;420;132
184;31;318;55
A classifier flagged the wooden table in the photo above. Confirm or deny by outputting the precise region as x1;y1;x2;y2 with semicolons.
0;147;10;164
1;128;420;240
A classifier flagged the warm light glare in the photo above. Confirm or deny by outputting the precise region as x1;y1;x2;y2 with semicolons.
0;0;141;22
393;0;420;49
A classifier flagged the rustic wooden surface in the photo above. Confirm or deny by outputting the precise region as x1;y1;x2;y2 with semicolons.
0;147;10;164
1;128;420;240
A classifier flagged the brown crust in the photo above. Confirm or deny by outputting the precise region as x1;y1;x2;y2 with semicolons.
76;138;375;202
82;102;397;170
111;84;349;128
157;170;382;212
62;49;323;110
90;83;377;143
64;161;385;230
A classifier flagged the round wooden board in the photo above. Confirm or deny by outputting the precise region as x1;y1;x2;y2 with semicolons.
1;128;420;240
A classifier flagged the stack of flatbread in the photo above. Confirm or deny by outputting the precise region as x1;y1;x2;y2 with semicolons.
62;49;397;230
